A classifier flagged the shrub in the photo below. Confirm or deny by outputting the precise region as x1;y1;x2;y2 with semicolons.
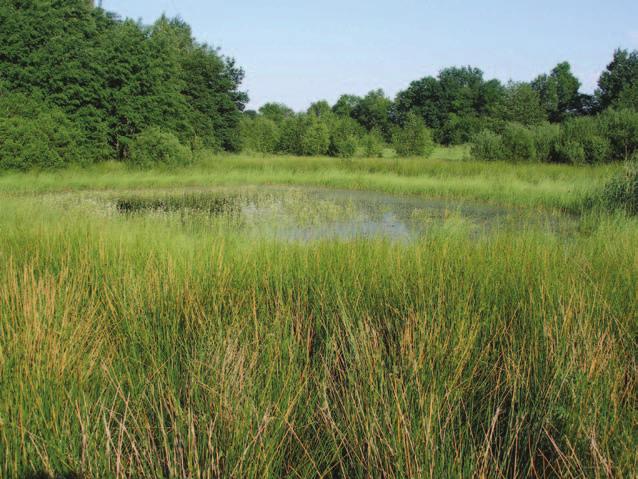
0;111;83;170
392;113;434;157
127;127;193;168
598;108;638;161
554;116;610;164
361;129;385;158
470;130;503;161
530;123;560;163
328;117;361;158
241;116;280;154
601;154;638;214
299;117;330;156
501;122;536;161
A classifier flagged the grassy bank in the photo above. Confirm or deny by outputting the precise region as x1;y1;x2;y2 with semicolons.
0;155;636;478
0;149;619;212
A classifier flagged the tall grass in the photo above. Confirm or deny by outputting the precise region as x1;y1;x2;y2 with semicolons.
0;151;618;212
0;188;636;478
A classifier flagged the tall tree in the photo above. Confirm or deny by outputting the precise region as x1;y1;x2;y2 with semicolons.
532;62;582;122
596;49;638;111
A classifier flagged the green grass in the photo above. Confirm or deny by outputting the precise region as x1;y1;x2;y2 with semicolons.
0;149;618;212
0;153;636;478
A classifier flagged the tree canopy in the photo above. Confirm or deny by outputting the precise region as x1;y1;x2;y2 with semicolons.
0;0;247;165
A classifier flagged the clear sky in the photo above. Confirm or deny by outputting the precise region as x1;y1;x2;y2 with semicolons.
103;0;638;111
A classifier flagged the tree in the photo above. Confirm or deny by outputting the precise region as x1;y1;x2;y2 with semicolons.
0;0;248;167
259;103;295;123
499;82;547;126
351;89;393;140
332;94;361;117
531;62;582;122
392;113;434;157
596;49;638;111
394;67;505;144
307;100;332;118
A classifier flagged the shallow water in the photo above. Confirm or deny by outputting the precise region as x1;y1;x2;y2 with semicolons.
103;186;576;242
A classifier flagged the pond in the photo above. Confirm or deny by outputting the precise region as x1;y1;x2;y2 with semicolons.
105;186;575;242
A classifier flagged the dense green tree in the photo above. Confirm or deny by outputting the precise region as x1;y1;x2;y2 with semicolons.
596;49;638;111
499;82;547;126
240;116;280;154
394;67;505;144
598;108;638;161
259;103;295;123
332;94;361;117
531;62;582;122
0;0;247;167
127;127;193;168
392;112;434;157
351;89;394;139
307;100;332;118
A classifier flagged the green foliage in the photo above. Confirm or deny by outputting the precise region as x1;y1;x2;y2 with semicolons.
499;82;547;126
531;123;560;163
299;117;330;156
470;130;503;161
351;89;394;140
276;115;330;156
259;103;295;123
127;127;193;168
501;122;536;161
0;111;83;170
361;129;386;158
328;116;361;158
597;108;638;161
394;67;505;145
392;113;434;157
532;62;582;121
554;116;610;164
240;116;280;154
601;155;638;214
596;49;638;110
0;0;246;168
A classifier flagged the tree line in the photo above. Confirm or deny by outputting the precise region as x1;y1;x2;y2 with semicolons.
0;1;637;169
242;53;638;162
0;0;246;169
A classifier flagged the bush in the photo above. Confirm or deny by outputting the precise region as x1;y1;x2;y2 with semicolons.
470;130;503;161
554;116;610;164
530;123;560;163
361;129;385;158
392;113;434;157
299;117;330;156
0;111;83;170
328;117;361;158
501;122;536;161
127;127;193;168
601;155;638;214
241;116;280;154
598;108;638;161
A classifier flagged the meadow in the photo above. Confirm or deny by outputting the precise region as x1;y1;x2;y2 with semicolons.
0;151;637;478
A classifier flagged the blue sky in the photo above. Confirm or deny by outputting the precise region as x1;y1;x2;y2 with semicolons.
103;0;638;111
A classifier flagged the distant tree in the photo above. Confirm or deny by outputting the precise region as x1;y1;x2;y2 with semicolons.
307;100;332;118
332;94;361;117
531;62;582;121
499;82;547;126
596;49;638;111
240;116;280;154
351;89;394;140
392;112;434;157
299;116;330;156
394;67;505;144
259;103;295;123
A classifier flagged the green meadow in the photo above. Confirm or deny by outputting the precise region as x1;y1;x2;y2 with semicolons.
1;152;636;478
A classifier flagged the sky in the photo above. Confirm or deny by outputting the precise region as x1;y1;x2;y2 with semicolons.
103;0;638;111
